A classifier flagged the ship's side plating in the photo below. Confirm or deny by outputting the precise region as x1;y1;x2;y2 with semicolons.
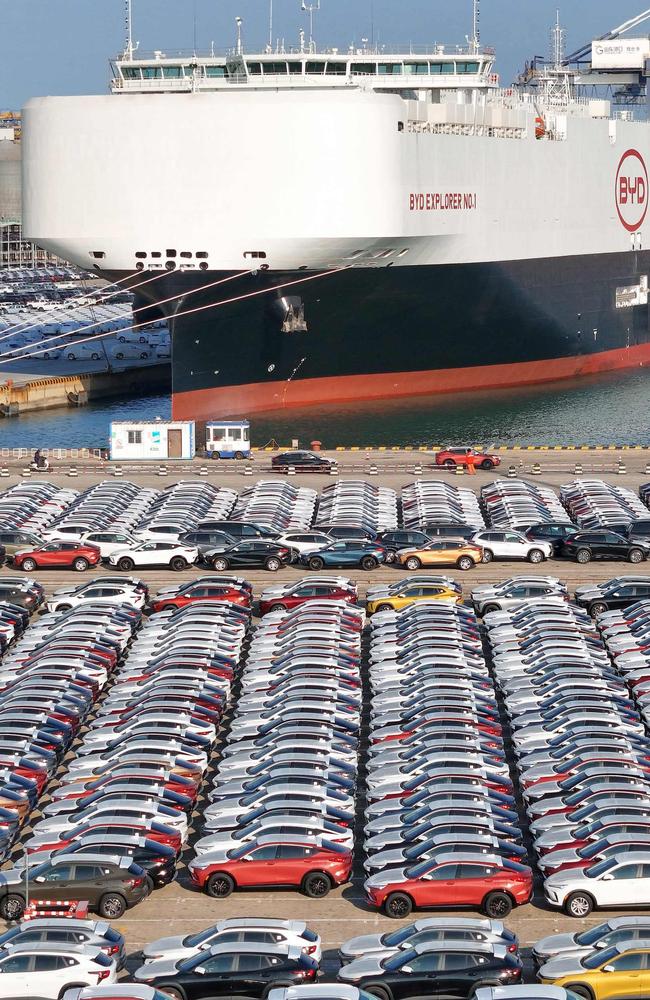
22;86;650;416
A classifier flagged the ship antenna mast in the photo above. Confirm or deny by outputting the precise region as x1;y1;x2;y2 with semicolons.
268;0;273;51
551;8;566;69
301;0;321;53
471;0;480;54
123;0;138;60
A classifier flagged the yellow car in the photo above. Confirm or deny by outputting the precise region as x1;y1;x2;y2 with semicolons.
367;582;461;614
538;942;650;1000
397;540;484;571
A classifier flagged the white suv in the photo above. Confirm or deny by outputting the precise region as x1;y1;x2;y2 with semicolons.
544;852;650;917
472;530;553;564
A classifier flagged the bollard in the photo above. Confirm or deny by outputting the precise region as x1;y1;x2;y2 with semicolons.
67;466;78;478
243;465;253;476
287;465;296;476
198;466;209;477
618;461;626;475
454;464;465;476
531;462;541;475
413;464;423;476
369;464;379;476
646;462;650;476
329;466;338;476
574;463;583;476
507;465;517;478
158;465;168;477
21;468;31;478
0;468;9;478
112;464;123;477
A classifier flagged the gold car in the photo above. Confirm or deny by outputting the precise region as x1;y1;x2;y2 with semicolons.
397;540;484;571
539;942;650;1000
367;582;461;614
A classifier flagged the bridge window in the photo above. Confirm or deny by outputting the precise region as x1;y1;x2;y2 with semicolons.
351;63;376;75
122;67;141;80
326;61;347;75
247;62;262;75
206;65;228;77
288;61;303;74
405;62;430;75
264;62;288;74
456;61;480;73
429;62;455;74
306;62;326;74
164;66;183;78
379;63;402;75
142;66;163;79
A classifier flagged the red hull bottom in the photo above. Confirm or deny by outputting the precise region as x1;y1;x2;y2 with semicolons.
172;343;650;420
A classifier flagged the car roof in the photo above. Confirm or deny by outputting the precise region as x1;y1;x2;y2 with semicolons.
215;918;307;932
205;942;296;957
267;990;359;1000
410;941;502;955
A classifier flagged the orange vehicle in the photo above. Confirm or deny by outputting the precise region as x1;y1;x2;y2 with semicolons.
397;539;484;571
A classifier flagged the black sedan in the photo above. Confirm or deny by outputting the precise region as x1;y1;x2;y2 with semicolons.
272;451;336;473
525;523;578;554
338;941;522;999
560;530;650;564
133;942;319;999
205;540;293;572
574;577;650;616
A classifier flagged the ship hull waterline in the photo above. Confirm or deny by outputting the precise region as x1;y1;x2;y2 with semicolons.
108;249;650;420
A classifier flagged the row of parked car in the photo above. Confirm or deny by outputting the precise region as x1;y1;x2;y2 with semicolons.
484;594;650;918
361;602;533;919
186;599;360;900
3;597;249;922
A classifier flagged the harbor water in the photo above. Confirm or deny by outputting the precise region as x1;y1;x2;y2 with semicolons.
0;368;649;449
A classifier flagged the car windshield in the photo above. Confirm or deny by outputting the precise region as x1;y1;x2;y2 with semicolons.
405;859;435;878
184;927;217;947
585;858;617;879
583;946;618;969
575;922;610;946
382;949;417;972
229;844;252;859
382;926;416;947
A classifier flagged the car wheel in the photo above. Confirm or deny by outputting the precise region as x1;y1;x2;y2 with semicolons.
170;556;187;572
308;557;325;571
91;352;100;360
212;557;230;571
482;891;512;918
269;603;287;613
528;548;545;563
234;451;244;460
443;459;455;467
482;549;494;564
457;555;475;571
116;352;124;359
0;894;25;920
629;547;644;563
73;557;89;572
383;891;413;919
376;603;394;613
211;451;221;460
160;603;178;613
140;351;148;359
481;459;494;470
67;352;76;360
118;335;126;343
302;871;331;898
385;550;397;564
364;987;391;1000
98;893;126;919
482;603;500;615
361;556;378;571
576;548;592;564
56;604;72;612
564;891;593;918
265;557;282;572
158;989;184;1000
589;601;608;617
206;872;235;898
20;558;36;572
565;987;593;1000
117;557;135;571
405;557;421;570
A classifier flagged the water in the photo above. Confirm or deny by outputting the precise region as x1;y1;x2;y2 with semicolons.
1;369;650;448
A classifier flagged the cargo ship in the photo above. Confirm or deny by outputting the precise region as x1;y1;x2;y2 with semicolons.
20;6;650;418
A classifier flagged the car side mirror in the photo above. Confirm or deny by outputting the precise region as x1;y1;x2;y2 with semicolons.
602;874;614;880
603;965;615;973
34;875;46;883
401;966;413;974
194;966;206;975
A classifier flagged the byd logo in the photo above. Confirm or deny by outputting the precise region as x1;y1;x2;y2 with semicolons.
616;149;648;232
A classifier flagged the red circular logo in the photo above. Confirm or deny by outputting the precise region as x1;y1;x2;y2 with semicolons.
616;149;648;232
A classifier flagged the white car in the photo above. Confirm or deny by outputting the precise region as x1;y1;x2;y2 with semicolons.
472;530;553;564
78;532;140;558
544;851;650;916
276;532;334;554
142;918;322;963
0;943;117;998
107;541;198;571
46;583;145;613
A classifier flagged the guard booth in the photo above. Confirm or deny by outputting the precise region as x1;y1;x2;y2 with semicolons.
110;420;195;460
205;420;250;459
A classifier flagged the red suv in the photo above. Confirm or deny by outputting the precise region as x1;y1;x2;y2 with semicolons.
259;579;358;615
150;581;251;612
188;835;353;899
364;854;533;919
13;541;101;573
435;448;501;471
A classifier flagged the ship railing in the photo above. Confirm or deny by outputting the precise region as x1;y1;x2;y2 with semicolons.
116;43;496;61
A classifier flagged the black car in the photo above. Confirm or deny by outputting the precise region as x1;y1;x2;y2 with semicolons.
525;522;579;554
0;579;44;611
574;577;650;616
206;540;292;572
179;530;237;556
316;525;378;541
198;521;280;540
272;451;335;473
377;530;432;563
561;530;650;564
134;942;319;999
338;942;522;999
45;838;177;889
423;524;477;540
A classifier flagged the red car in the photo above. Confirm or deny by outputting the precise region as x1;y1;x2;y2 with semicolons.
364;853;533;918
13;541;101;572
188;835;353;898
434;447;501;471
26;819;182;854
150;581;251;612
259;579;358;616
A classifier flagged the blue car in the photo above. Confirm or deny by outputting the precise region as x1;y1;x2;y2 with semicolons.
300;540;387;571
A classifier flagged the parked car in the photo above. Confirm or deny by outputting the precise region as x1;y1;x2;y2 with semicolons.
272;452;336;473
537;940;650;1000
0;943;116;998
574;579;650;616
525;524;579;555
339;917;519;963
179;530;237;556
0;530;44;561
0;917;126;970
149;580;251;612
142;918;321;963
560;531;650;564
377;531;432;564
367;582;461;614
13;541;101;573
207;541;293;572
107;542;199;572
259;578;358;615
532;916;650;968
300;541;386;572
543;852;650;916
472;531;552;564
397;541;484;571
435;448;501;471
471;578;568;615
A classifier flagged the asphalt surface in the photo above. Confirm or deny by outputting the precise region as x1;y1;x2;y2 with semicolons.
2;457;650;975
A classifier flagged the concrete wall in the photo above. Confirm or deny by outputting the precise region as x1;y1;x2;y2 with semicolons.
0;142;21;221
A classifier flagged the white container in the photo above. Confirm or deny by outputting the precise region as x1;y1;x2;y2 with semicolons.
110;420;195;460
